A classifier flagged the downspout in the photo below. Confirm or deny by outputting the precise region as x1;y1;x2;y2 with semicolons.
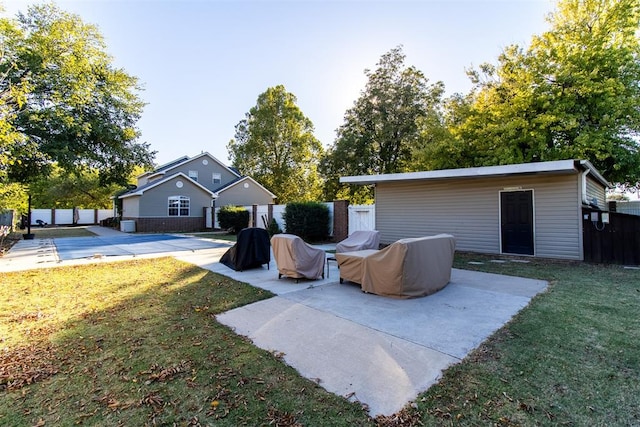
579;162;594;262
581;169;590;205
579;159;611;204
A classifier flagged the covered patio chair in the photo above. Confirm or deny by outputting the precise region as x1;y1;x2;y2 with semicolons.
336;230;380;253
220;227;271;271
271;234;325;282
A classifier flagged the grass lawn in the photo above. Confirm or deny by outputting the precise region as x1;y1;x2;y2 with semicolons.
20;226;97;239
420;253;640;426
188;232;238;243
1;232;639;425
0;258;370;426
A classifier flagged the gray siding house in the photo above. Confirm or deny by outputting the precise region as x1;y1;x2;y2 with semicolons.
119;152;276;232
341;159;610;260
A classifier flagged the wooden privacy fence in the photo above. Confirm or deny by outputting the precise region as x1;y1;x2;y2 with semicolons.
582;207;640;265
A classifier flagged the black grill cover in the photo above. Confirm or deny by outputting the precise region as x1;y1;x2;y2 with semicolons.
220;227;271;271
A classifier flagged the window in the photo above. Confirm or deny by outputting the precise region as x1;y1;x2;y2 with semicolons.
188;170;198;182
212;173;221;184
168;196;190;216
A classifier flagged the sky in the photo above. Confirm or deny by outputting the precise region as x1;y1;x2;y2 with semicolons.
3;0;557;168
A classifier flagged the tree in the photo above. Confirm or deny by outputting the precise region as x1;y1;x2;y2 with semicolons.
321;46;445;202
28;164;145;209
0;3;155;190
0;7;25;184
227;85;324;203
441;0;640;189
0;182;27;214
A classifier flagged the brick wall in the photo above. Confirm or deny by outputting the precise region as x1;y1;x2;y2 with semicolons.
126;217;205;233
332;200;349;242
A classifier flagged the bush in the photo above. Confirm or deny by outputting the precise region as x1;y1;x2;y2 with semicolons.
284;202;329;242
267;218;282;237
218;206;249;234
100;217;120;229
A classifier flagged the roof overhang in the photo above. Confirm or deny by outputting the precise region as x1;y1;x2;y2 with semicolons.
216;176;277;199
340;159;612;188
119;172;217;199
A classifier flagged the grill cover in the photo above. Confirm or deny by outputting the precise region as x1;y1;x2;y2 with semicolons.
220;227;271;271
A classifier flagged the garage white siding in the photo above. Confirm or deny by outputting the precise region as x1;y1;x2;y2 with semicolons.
375;173;583;260
586;176;606;209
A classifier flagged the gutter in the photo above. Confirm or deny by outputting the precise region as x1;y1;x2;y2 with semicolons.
579;160;611;189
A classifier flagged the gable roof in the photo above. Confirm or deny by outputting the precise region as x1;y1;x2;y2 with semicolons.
340;159;611;188
140;152;241;181
119;172;217;199
137;156;189;180
214;176;277;199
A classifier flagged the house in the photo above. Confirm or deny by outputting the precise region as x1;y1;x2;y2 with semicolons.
341;159;611;261
119;152;276;232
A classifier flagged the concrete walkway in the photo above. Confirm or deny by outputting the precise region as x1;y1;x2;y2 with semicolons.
1;227;548;417
0;226;231;272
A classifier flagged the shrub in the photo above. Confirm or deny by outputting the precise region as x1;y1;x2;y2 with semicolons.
267;218;282;237
284;202;329;242
100;217;120;229
218;206;249;234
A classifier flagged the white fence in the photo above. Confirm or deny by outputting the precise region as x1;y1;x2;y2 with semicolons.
30;208;114;226
348;204;375;234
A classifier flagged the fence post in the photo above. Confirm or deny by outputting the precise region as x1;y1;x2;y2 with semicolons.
268;203;274;224
332;200;349;243
51;208;56;225
252;204;258;227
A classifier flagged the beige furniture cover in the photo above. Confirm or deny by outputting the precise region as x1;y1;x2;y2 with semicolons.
335;249;378;284
336;234;456;299
271;234;325;280
336;230;381;253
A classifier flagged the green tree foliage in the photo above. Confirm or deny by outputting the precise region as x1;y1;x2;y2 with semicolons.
0;163;144;213
227;85;324;204
28;165;137;209
437;0;640;189
0;3;155;187
0;8;24;183
321;46;446;202
0;182;27;213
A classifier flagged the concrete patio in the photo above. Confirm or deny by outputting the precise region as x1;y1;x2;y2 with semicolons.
177;249;548;417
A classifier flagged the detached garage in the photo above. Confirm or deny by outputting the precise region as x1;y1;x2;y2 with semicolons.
341;159;611;261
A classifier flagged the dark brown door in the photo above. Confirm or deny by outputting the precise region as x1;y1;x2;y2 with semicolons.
501;190;534;255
